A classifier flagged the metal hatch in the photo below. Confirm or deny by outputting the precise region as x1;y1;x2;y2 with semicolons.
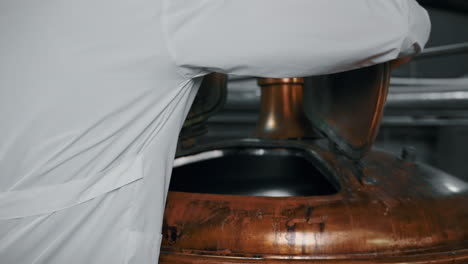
305;63;391;160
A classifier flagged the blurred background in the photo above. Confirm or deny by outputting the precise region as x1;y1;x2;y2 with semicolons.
188;1;468;180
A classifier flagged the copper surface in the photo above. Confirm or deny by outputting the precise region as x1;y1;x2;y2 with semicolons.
306;63;391;159
160;141;468;264
183;73;227;129
255;77;316;139
178;73;227;149
257;77;305;86
163;63;468;264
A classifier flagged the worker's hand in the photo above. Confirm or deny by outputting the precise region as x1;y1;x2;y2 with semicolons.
390;56;413;69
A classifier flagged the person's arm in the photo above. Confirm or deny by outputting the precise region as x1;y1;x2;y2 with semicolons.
162;0;430;78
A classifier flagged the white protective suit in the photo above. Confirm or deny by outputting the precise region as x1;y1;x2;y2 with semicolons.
0;0;430;263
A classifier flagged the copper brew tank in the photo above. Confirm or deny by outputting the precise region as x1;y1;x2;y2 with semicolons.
159;65;468;263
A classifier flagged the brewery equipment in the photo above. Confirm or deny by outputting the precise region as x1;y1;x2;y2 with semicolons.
159;64;468;263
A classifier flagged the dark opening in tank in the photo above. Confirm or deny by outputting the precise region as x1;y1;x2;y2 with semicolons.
169;148;340;197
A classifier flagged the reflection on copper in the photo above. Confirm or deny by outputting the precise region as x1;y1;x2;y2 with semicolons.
255;77;316;139
306;63;391;159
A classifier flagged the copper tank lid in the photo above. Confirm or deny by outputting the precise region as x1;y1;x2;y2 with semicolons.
255;63;391;160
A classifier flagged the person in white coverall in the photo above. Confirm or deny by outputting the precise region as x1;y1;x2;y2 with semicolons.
0;0;430;263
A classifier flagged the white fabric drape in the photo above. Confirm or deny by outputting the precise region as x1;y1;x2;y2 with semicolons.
0;0;430;263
